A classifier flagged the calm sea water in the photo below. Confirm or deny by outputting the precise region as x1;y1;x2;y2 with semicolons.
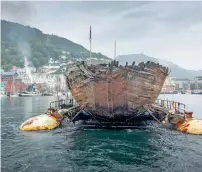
1;95;202;172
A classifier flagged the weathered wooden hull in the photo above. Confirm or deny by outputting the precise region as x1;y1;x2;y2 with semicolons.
66;61;168;120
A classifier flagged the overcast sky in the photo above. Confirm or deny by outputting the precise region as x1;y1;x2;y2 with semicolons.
2;1;202;70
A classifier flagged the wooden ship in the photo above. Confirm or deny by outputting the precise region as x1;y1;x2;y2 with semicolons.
66;27;168;122
66;60;168;121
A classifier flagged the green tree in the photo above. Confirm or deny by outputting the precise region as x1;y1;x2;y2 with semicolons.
2;64;12;71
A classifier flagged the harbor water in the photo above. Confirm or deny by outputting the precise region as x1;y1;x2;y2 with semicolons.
1;95;202;172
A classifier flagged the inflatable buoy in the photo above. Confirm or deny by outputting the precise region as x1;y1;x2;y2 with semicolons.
19;114;60;131
175;112;202;135
176;119;202;135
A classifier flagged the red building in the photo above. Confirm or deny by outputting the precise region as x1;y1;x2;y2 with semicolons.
1;72;26;94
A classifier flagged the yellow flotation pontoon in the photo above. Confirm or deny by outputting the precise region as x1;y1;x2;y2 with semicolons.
168;102;202;135
175;112;202;135
20;108;63;131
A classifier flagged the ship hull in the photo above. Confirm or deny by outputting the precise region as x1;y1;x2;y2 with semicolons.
66;61;168;120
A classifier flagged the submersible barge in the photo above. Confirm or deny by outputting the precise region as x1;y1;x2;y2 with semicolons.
19;58;202;134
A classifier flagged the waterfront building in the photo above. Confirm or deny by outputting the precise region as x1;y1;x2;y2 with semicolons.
190;76;202;90
172;78;191;91
161;76;176;92
161;76;202;92
0;72;26;94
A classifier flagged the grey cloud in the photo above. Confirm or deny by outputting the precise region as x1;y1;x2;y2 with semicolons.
40;1;151;16
82;1;151;14
123;2;202;31
1;1;36;24
92;1;202;41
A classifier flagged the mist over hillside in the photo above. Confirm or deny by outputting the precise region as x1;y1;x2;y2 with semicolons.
1;20;110;71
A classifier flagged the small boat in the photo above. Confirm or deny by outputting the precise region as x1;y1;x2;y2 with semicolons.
9;94;18;97
18;91;42;97
160;91;178;94
191;90;202;95
185;90;192;94
7;92;18;97
42;92;53;96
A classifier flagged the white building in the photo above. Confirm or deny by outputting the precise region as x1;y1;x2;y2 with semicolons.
162;76;176;92
172;78;190;91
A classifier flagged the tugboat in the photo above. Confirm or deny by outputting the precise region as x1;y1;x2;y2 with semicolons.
42;92;53;96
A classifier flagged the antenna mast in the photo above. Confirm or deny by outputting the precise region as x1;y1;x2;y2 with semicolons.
114;40;116;60
89;25;92;58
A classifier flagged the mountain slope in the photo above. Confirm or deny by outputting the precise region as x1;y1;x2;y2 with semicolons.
1;20;110;71
117;54;202;78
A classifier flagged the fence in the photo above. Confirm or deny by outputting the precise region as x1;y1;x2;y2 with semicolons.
155;99;186;114
49;98;76;110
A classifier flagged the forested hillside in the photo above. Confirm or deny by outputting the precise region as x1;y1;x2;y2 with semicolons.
1;20;110;71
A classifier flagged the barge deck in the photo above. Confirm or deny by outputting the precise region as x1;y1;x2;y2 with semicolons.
48;98;186;129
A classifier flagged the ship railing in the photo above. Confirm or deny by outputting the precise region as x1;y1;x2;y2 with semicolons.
49;98;77;110
155;99;186;114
